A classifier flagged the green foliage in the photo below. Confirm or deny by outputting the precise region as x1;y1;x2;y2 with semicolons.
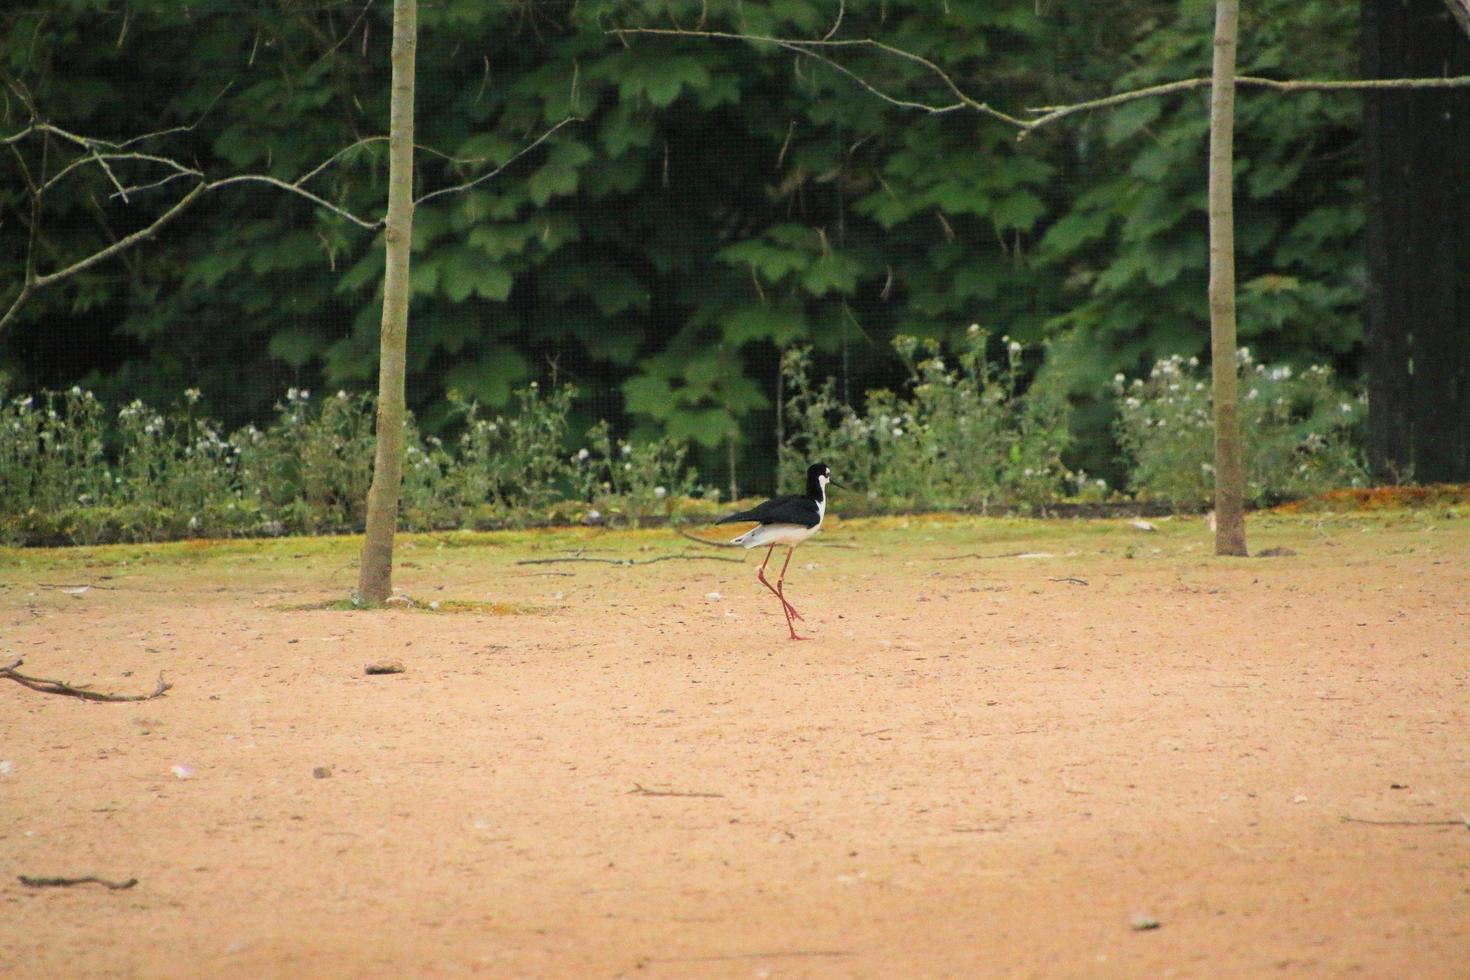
0;0;1372;495
441;383;579;522
0;388;110;515
570;420;704;524
779;329;1074;513
1035;0;1363;389
0;384;708;545
233;389;378;532
1114;349;1368;508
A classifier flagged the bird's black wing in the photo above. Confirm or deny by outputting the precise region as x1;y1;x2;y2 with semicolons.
716;494;820;528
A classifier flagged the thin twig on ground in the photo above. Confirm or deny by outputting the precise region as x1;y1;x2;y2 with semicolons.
515;553;742;567
37;582;118;590
1049;576;1089;586
0;659;171;702
930;551;1029;561
18;875;138;890
629;782;725;798
641;950;853;963
679;529;739;548
1340;815;1469;828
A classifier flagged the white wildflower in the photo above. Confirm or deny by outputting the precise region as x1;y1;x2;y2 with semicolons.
184;388;203;405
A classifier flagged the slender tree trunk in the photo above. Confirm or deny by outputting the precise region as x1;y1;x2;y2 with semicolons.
356;0;417;605
1208;0;1248;556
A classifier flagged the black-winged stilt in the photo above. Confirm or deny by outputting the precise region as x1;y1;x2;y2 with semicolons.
717;462;837;640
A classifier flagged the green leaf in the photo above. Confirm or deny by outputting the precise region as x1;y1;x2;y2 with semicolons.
1104;98;1164;146
991;191;1047;233
801;252;862;296
615;54;710;108
600;106;655;157
721;305;807;346
526;141;593;206
439;248;514;303
719;239;810;282
268;327;320;369
666;407;733;446
622;374;676;417
443;349;530;407
1038;210;1111;256
410;259;441;297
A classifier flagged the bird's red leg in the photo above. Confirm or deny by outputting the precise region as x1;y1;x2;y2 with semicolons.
778;587;806;640
756;544;783;604
775;546;803;622
757;544;806;640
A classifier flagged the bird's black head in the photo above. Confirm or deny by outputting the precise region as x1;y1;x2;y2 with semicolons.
806;462;836;498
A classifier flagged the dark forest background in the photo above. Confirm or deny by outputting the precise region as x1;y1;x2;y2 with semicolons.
3;0;1466;493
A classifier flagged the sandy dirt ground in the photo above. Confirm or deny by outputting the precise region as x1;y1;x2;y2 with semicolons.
1;509;1467;978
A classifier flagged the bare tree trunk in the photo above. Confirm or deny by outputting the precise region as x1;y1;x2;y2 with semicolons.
356;0;417;605
1208;0;1248;557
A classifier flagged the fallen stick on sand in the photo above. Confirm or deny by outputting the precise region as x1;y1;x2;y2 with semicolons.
1;659;171;703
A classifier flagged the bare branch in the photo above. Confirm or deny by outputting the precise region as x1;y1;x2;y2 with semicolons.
8;84;234;152
28;181;208;291
610;24;1470;140
0;116;384;337
413;116;577;208
611;26;1027;127
0;180;209;336
0;284;34;335
1019;73;1470;139
785;45;969;116
205;173;381;229
294;135;388;187
44;151;200;195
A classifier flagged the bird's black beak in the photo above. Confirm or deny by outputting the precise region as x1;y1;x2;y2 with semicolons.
828;480;846;491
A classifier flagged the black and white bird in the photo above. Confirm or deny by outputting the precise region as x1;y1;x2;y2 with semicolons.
716;462;837;640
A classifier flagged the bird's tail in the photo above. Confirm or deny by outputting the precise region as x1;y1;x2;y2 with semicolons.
729;526;758;548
